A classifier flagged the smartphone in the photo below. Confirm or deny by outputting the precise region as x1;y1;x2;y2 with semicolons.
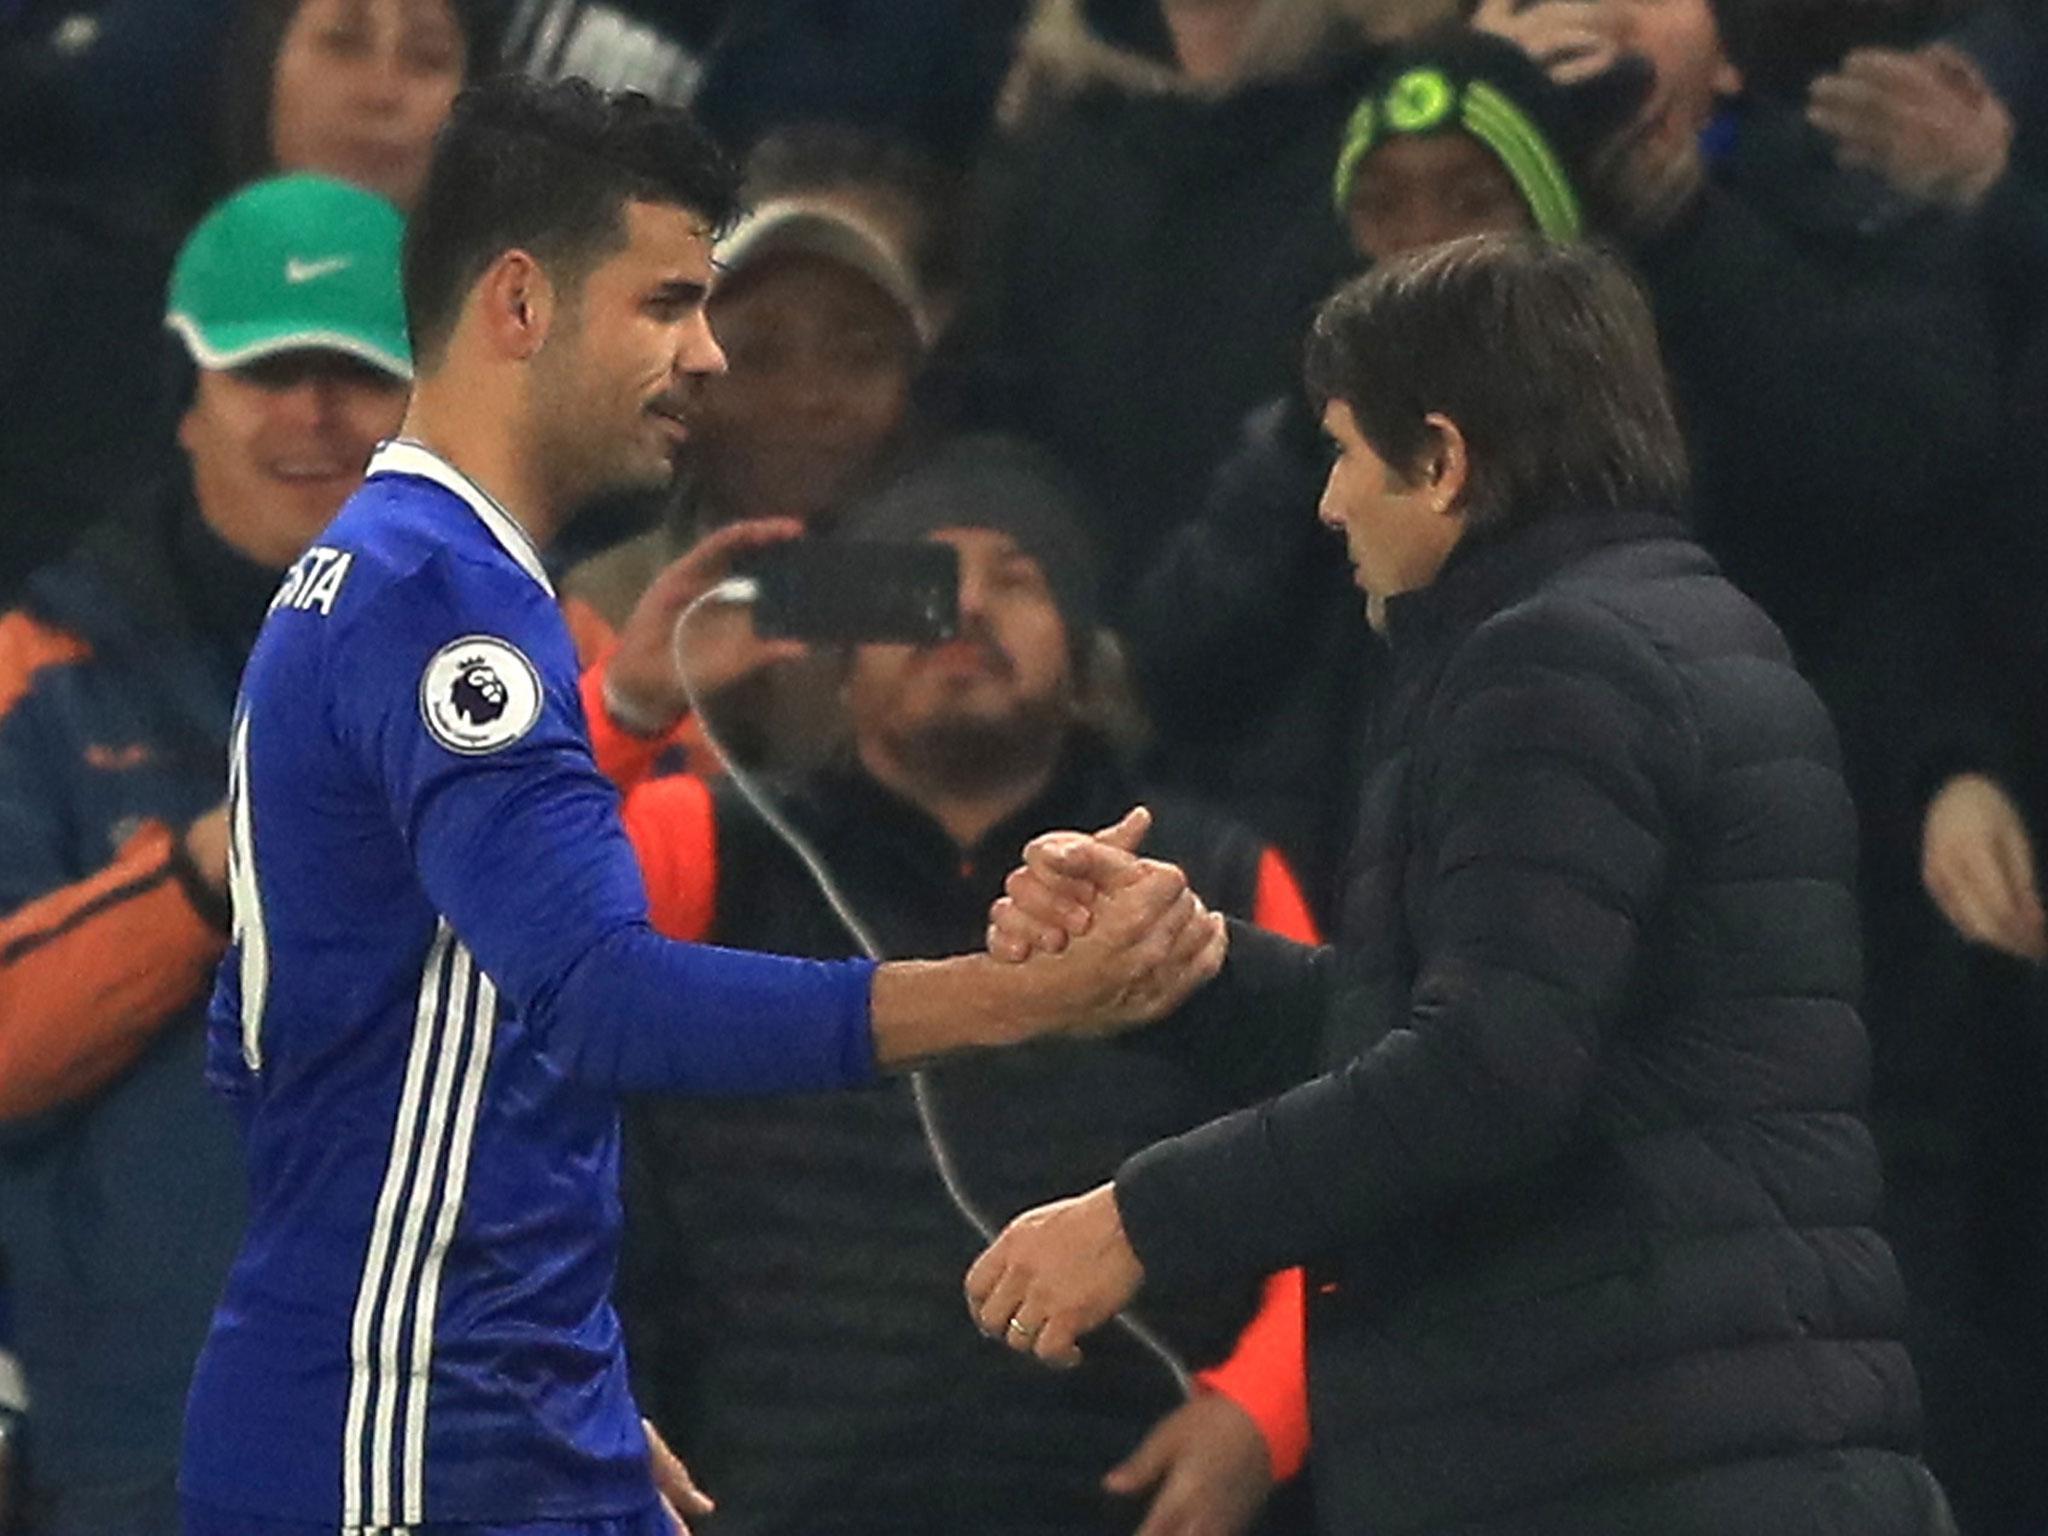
733;539;960;645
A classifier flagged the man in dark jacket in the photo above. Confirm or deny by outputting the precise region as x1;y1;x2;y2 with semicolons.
587;435;1320;1536
971;237;1951;1536
0;173;410;1535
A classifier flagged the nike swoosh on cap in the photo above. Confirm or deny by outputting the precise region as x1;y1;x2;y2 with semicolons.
285;256;354;284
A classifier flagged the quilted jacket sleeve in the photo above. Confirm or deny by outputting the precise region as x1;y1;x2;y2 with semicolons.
1115;597;1693;1289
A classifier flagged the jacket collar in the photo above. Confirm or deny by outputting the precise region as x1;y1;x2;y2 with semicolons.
1380;510;1689;656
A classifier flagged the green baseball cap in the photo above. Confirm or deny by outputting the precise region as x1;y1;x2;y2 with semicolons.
167;173;412;381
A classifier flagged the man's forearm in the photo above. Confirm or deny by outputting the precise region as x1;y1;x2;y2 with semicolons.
870;954;1056;1068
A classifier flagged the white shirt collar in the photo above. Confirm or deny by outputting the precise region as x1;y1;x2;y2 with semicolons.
366;439;555;597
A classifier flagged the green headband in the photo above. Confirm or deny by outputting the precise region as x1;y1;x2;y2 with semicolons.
1332;67;1583;242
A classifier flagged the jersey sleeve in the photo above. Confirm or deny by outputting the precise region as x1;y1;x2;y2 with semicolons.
326;552;874;1097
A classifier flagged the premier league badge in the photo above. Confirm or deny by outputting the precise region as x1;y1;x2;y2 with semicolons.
420;635;544;754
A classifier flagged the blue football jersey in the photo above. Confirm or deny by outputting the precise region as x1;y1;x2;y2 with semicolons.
181;442;876;1527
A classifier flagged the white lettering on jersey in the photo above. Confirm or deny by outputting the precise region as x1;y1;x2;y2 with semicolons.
418;636;544;755
271;546;355;615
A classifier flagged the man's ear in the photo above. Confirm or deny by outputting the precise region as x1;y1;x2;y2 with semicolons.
1419;412;1470;517
474;250;557;362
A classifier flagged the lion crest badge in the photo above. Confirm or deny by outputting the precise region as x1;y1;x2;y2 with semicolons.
420;635;544;755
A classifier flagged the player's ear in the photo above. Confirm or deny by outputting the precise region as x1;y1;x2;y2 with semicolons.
474;250;557;363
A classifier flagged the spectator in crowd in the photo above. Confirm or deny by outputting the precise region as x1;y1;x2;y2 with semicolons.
0;0;484;601
1804;8;2048;490
0;175;410;1536
948;0;1436;616
1127;27;1595;911
564;191;934;775
587;434;1317;1536
565;193;932;627
214;0;493;211
1850;489;2048;1536
1487;0;2004;705
975;236;1952;1536
743;121;972;338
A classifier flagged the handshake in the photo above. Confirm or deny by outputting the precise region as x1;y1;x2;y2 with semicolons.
928;807;1227;1378
978;805;1228;1041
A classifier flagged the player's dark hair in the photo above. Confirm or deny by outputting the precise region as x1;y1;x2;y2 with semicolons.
1304;234;1688;533
403;74;741;368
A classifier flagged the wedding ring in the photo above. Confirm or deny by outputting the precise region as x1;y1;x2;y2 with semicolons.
1007;1318;1039;1340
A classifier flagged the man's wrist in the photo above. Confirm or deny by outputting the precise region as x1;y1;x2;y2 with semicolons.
870;954;1064;1069
601;668;683;739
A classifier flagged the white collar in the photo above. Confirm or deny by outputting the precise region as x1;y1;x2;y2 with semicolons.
366;439;555;597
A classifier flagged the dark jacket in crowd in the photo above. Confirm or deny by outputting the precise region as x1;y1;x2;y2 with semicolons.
0;190;182;601
0;469;258;1534
1635;105;2003;827
693;0;1030;166
946;0;1372;614
611;742;1319;1536
1112;512;1948;1536
1126;395;1380;918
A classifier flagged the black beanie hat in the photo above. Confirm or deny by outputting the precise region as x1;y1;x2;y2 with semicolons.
837;433;1102;670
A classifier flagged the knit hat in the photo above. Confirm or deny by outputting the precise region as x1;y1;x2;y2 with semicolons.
166;174;411;379
837;434;1101;668
1333;30;1587;241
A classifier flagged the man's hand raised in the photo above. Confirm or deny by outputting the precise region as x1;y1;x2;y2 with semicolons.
603;518;810;735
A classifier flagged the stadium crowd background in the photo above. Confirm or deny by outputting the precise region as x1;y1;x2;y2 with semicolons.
5;0;2048;1532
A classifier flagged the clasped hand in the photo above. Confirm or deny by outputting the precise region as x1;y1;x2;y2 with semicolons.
965;808;1227;1366
1000;806;1229;1035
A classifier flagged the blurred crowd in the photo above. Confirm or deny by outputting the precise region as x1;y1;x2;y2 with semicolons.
5;0;2048;1532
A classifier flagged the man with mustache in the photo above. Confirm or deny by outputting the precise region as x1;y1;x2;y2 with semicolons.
591;433;1322;1536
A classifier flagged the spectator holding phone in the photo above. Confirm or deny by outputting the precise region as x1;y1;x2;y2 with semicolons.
589;433;1319;1536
